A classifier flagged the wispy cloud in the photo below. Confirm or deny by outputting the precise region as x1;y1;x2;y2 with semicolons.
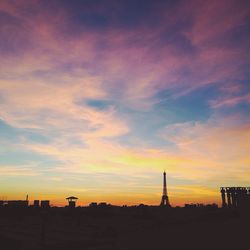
210;93;250;108
0;165;40;176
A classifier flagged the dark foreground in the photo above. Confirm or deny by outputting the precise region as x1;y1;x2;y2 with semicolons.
0;206;249;250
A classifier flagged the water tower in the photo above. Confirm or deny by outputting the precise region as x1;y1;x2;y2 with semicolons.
66;196;78;208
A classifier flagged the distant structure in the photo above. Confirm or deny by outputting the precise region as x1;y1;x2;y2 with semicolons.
184;203;218;209
99;202;108;207
66;196;78;208
7;200;28;208
88;202;110;208
41;200;50;208
4;195;29;208
33;200;40;207
220;187;250;208
160;171;171;207
89;202;98;207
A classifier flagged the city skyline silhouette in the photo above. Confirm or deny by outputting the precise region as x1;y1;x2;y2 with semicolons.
0;180;250;250
1;171;250;210
1;0;250;207
0;0;250;248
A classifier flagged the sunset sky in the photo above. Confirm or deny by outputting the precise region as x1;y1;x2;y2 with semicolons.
0;0;250;206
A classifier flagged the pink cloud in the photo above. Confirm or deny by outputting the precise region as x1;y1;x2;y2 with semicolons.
1;0;249;111
219;83;242;94
209;93;250;108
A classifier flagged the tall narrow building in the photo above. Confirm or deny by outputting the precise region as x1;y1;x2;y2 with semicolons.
160;171;171;207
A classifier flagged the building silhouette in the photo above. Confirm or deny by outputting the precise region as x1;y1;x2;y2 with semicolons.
3;194;29;207
33;200;40;207
41;200;50;208
160;171;171;207
66;196;78;208
6;200;28;207
220;187;250;208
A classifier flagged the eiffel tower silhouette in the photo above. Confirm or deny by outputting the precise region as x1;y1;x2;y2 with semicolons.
160;171;171;207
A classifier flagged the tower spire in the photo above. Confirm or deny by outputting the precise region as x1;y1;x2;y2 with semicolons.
160;171;171;207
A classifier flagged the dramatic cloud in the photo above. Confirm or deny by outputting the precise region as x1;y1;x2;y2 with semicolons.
0;0;249;205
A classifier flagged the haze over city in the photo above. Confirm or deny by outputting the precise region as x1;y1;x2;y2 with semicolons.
0;0;250;207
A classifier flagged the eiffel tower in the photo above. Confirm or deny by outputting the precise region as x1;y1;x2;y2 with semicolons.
160;171;171;207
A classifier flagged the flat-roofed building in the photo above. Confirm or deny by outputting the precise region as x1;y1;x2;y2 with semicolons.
33;200;40;207
41;200;50;208
7;200;28;207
